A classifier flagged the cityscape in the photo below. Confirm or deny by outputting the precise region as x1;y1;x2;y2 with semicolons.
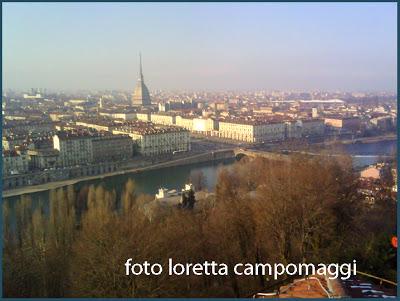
2;2;397;299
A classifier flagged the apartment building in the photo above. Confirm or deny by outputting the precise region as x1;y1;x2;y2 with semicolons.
99;111;137;121
254;121;286;142
2;150;29;175
53;131;94;167
150;113;176;126
192;118;218;134
113;124;190;156
300;119;325;137
175;116;194;131
3;119;55;135
27;149;59;170
2;135;26;151
324;116;361;132
91;134;133;162
218;119;286;143
53;130;133;167
136;112;151;122
285;121;303;139
75;118;120;132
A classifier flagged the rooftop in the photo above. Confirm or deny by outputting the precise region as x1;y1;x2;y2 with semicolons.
114;123;189;135
55;129;128;140
219;116;292;125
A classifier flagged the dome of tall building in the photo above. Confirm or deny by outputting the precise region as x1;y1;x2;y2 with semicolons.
131;54;151;107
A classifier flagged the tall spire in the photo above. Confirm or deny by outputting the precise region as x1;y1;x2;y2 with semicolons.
139;52;143;81
132;52;151;106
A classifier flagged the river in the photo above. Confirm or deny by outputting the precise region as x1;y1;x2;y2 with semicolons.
4;158;235;204
3;139;396;204
341;140;396;167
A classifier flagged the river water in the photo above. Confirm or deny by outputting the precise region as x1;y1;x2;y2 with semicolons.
4;140;396;204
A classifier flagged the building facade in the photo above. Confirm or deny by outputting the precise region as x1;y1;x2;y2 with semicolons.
218;120;286;143
75;120;118;132
91;134;133;162
136;112;151;122
150;113;176;126
175;116;194;131
285;121;303;139
300;119;325;137
2;150;29;175
27;149;59;170
53;130;133;167
113;126;190;156
53;132;93;167
324;116;361;132
192;118;217;134
218;121;255;142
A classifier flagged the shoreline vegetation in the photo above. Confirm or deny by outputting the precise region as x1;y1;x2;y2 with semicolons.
3;153;396;298
3;135;397;199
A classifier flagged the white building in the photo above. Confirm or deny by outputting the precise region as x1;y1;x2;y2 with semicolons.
99;111;137;121
175;116;194;131
150;113;176;126
112;112;136;120
136;112;151;122
53;132;93;167
192;118;217;135
113;124;190;156
53;130;133;167
218;119;286;143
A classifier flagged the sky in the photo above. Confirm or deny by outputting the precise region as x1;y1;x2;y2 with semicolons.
2;3;397;92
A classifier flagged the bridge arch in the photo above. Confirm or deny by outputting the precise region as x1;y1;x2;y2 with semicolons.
235;152;248;161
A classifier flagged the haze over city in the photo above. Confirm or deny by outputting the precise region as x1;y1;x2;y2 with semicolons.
3;3;397;92
2;2;398;299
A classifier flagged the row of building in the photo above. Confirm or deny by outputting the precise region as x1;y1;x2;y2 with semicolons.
2;130;133;175
3;118;192;176
2;113;362;177
112;124;190;157
53;130;133;167
216;118;325;143
72;118;191;156
100;111;327;143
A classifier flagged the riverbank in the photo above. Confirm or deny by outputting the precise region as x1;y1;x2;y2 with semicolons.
3;149;235;198
3;135;396;198
324;133;397;146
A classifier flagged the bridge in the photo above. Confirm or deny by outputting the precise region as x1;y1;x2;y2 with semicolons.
209;148;291;162
209;147;392;168
233;148;291;161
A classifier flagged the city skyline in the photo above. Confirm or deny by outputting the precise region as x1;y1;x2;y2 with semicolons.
2;3;397;299
3;3;397;92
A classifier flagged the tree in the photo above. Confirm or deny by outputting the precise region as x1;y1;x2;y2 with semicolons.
190;170;207;191
4;153;396;297
187;188;196;209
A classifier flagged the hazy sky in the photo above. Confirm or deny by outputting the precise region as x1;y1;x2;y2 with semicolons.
3;3;397;92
